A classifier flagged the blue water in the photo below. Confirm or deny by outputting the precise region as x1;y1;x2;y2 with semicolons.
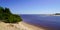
20;14;60;30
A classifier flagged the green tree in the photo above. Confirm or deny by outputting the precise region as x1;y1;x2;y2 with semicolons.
0;7;22;23
4;8;12;14
0;7;4;20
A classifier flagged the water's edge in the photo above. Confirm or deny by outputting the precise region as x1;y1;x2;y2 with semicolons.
20;14;60;30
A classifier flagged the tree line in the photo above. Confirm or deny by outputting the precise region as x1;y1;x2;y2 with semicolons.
0;6;22;23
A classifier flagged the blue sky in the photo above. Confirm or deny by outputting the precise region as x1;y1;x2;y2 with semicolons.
0;0;60;14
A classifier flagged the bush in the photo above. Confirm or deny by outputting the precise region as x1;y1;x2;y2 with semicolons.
4;15;22;23
0;7;22;23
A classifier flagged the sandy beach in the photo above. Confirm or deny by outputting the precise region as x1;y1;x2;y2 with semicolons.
0;21;46;30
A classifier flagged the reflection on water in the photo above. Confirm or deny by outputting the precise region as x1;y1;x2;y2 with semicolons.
20;14;60;30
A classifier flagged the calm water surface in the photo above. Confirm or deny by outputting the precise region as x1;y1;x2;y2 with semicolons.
21;14;60;30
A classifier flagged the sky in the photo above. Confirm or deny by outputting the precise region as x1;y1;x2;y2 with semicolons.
0;0;60;14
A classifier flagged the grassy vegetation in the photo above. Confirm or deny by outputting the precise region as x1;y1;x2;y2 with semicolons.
0;6;22;23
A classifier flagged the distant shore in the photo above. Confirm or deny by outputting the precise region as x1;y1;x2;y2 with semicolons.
43;14;60;16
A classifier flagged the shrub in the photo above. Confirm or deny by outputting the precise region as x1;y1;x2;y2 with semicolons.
0;7;22;23
4;15;22;23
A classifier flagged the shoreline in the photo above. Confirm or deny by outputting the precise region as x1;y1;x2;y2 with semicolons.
18;21;46;30
0;21;47;30
21;21;53;30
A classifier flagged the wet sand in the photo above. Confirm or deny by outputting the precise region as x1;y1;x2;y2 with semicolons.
18;22;46;30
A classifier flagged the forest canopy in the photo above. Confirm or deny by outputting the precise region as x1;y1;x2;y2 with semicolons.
0;6;22;23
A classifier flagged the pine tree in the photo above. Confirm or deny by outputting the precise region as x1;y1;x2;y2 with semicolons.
4;8;11;14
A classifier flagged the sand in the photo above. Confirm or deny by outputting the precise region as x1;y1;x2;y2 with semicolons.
0;21;46;30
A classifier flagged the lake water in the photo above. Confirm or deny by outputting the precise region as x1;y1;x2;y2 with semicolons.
20;14;60;30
